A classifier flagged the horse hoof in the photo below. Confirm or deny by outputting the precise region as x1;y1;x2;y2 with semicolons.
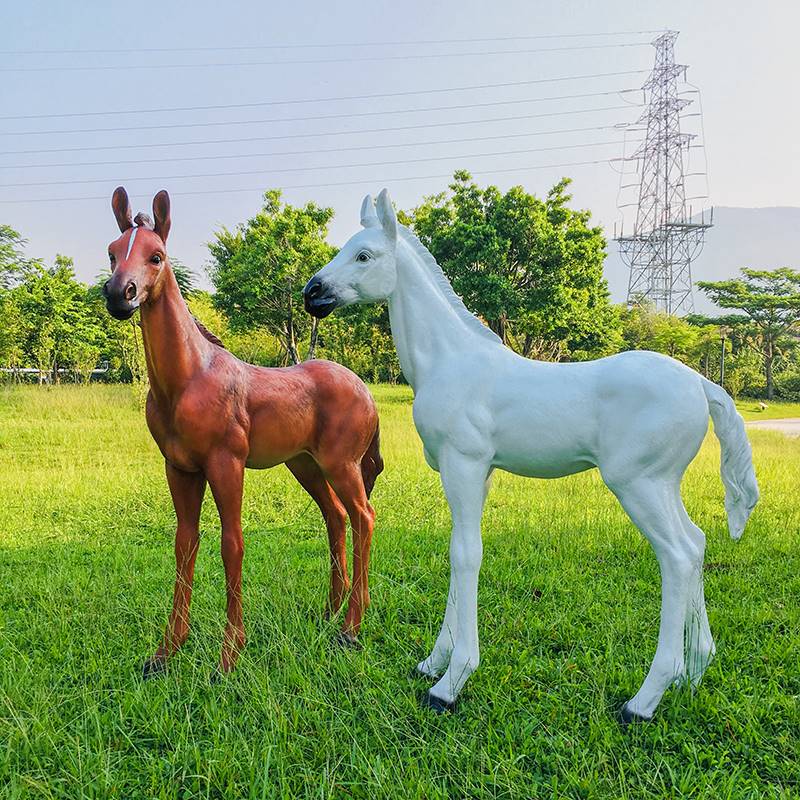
334;631;363;650
618;703;652;726
141;657;166;681
421;690;456;714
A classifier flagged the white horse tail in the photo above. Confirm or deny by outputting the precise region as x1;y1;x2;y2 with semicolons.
701;378;759;540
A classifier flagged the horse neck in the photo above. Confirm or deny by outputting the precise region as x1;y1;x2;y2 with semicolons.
387;237;490;389
139;265;209;399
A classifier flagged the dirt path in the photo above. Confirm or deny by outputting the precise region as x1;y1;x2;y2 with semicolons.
746;418;800;437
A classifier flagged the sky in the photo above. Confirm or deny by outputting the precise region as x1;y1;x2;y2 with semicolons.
1;0;798;292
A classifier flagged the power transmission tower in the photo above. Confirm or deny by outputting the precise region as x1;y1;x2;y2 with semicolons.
615;30;711;315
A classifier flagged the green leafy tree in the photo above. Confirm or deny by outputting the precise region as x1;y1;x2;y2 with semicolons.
317;305;400;383
170;258;198;297
187;291;283;366
622;304;700;362
11;256;108;382
697;267;800;399
402;171;621;360
208;190;336;364
0;225;30;289
0;290;27;374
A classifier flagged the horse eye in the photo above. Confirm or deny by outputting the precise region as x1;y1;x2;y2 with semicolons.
357;252;370;263
108;253;115;263
151;254;162;265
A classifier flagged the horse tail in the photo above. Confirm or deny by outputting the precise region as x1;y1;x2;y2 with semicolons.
701;378;759;540
360;421;384;500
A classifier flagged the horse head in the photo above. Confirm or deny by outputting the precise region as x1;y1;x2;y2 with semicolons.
304;188;398;318
103;187;172;320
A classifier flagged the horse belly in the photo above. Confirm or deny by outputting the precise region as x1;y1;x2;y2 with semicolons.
490;404;597;479
493;441;595;479
245;412;309;469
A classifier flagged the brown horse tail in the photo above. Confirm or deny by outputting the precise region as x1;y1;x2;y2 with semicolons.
360;421;384;499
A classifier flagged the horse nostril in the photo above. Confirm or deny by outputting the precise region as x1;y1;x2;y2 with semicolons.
124;281;137;301
102;279;111;298
305;279;322;300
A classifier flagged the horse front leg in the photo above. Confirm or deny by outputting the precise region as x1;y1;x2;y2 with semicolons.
418;470;493;679
143;463;206;680
423;448;490;711
205;451;246;674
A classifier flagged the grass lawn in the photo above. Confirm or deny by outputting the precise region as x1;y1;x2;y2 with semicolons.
0;384;798;799
735;400;800;421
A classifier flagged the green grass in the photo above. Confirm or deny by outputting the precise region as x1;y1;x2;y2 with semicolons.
735;400;800;421
0;384;798;799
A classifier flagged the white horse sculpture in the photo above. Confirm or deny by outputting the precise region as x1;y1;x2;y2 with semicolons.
304;189;759;721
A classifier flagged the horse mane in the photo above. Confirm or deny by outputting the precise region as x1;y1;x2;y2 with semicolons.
398;224;502;346
193;318;226;349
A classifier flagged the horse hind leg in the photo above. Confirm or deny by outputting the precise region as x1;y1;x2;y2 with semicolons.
359;423;384;500
607;476;700;722
321;461;375;643
286;454;350;617
677;500;715;687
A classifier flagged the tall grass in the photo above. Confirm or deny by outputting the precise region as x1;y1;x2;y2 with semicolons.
0;385;797;798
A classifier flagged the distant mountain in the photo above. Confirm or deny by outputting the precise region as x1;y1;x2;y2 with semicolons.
603;207;800;314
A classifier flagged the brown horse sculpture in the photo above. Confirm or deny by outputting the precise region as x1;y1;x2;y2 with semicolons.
103;187;382;677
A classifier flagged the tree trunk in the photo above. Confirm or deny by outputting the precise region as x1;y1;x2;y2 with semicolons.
307;317;319;361
489;313;508;345
764;344;775;400
522;333;534;359
285;294;300;365
762;334;775;400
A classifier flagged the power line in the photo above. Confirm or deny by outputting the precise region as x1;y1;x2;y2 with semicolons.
0;130;631;171
2;97;644;137
0;158;620;203
0;80;645;122
1;109;638;156
0;31;665;56
0;42;651;73
0;140;637;189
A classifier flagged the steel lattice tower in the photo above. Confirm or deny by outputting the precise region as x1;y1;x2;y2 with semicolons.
616;30;711;315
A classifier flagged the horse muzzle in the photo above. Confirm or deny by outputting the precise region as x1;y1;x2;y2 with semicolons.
103;278;140;320
303;277;339;318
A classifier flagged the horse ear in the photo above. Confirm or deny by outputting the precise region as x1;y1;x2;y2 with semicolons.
360;194;379;228
375;188;397;244
152;189;171;243
111;186;133;233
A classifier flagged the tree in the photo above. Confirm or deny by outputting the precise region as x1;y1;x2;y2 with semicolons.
697;267;800;399
0;225;30;289
622;304;700;362
402;171;621;360
317;305;400;383
208;190;336;364
9;255;108;382
187;291;283;366
170;258;198;297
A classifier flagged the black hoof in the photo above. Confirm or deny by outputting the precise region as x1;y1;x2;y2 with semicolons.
141;657;166;681
618;703;652;726
421;690;456;714
334;631;363;650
